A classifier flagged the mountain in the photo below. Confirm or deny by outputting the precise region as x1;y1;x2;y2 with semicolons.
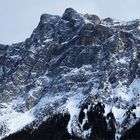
0;8;140;140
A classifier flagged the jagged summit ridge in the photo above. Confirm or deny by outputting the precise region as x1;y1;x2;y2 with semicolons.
0;8;140;140
62;8;79;20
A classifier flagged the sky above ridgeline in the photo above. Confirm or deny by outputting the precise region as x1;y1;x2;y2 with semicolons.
0;0;140;44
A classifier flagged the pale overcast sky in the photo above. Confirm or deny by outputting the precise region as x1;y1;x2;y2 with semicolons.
0;0;140;44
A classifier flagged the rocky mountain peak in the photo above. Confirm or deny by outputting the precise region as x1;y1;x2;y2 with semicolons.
62;8;80;20
0;8;140;140
84;14;101;25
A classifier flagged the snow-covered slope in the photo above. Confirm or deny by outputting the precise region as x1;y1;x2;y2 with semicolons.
0;8;140;140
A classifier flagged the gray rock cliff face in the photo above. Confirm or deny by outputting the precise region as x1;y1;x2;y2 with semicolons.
0;8;140;140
